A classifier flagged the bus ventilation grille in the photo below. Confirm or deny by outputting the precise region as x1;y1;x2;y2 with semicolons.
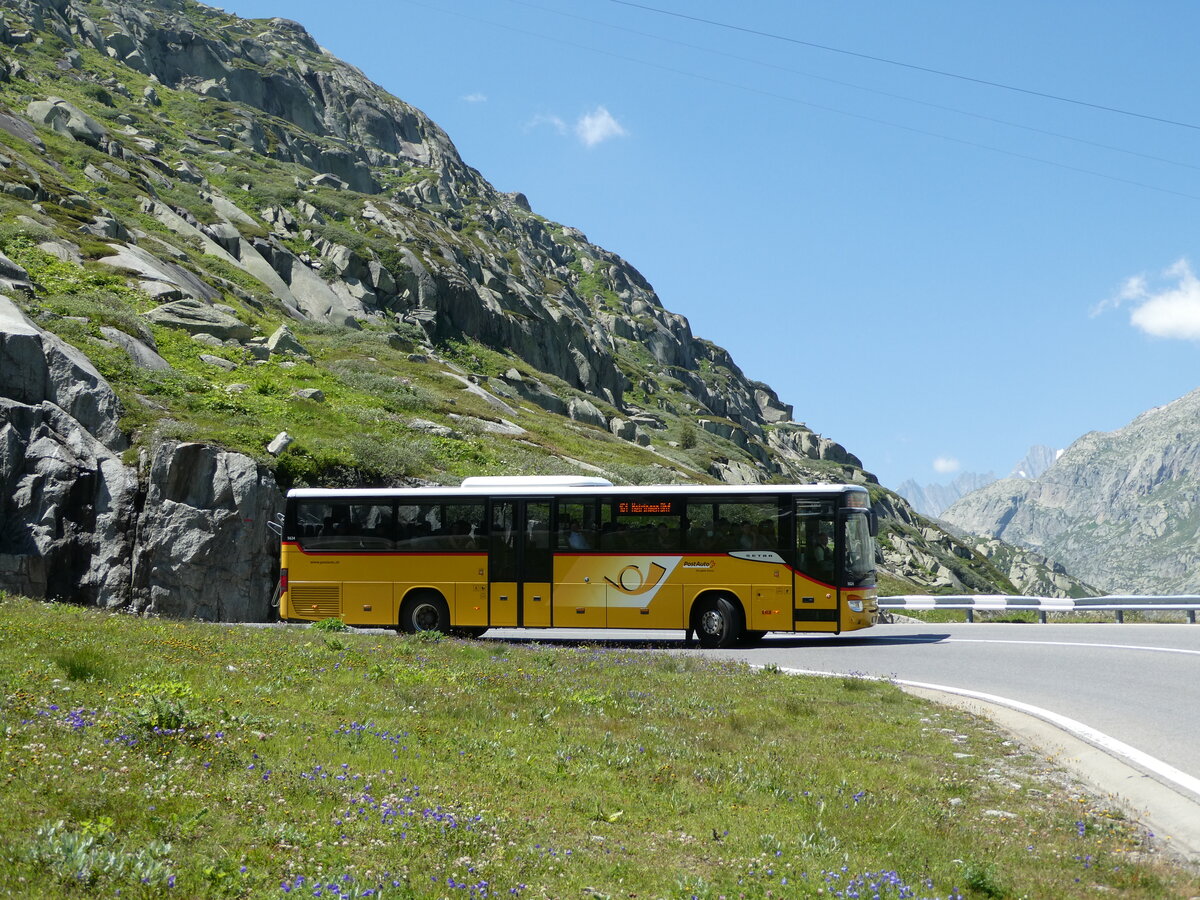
291;584;341;618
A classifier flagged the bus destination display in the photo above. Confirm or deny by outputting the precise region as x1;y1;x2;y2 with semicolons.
616;499;677;515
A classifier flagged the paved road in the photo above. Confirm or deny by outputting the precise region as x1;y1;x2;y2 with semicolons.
483;622;1200;802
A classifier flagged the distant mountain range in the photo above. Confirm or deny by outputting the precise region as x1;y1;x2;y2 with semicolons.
942;391;1200;594
898;445;1060;518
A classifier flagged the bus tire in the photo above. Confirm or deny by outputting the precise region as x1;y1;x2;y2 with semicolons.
399;592;449;634
692;595;743;649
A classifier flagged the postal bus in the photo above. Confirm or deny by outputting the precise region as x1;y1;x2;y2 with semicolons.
278;476;879;647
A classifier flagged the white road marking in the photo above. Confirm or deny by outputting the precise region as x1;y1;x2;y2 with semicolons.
782;666;1200;801
943;638;1200;657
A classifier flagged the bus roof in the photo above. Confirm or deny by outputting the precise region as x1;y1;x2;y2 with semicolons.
286;481;871;500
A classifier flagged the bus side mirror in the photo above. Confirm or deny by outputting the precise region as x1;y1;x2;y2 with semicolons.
868;509;878;537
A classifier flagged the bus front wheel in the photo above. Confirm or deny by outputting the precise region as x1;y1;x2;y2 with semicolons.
693;595;743;649
400;593;450;634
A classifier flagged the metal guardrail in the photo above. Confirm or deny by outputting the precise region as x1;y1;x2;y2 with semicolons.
878;594;1200;624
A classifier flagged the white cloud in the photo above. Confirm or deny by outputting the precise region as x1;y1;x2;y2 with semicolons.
462;92;488;103
933;456;960;474
1100;259;1200;340
525;113;568;136
575;106;627;147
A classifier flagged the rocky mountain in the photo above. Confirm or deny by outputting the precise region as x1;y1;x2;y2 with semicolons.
943;391;1200;593
1008;444;1060;480
897;471;997;519
898;445;1060;518
0;0;1076;617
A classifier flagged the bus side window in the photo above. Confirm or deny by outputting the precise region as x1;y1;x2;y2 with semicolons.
557;500;598;551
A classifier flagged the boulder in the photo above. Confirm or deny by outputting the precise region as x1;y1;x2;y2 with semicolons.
131;442;283;621
200;353;237;371
709;459;764;485
495;374;568;417
140;280;184;302
0;397;137;605
568;397;608;428
0;250;32;293
80;214;132;242
25;97;107;146
98;243;220;301
143;298;253;341
0;110;45;149
409;418;457;438
266;431;292;455
38;240;82;265
267;324;312;360
202;221;242;258
311;172;348;190
610;417;640;443
99;326;171;371
0;295;124;449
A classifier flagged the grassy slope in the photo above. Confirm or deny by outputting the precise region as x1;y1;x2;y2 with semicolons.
1;595;1195;899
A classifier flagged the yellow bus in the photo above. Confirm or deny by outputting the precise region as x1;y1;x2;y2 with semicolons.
278;476;879;647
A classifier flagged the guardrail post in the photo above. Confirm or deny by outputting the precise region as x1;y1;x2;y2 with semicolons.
1038;610;1046;624
1190;610;1196;625
1116;610;1124;624
966;609;974;623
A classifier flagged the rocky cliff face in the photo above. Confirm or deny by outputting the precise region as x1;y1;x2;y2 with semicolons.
0;0;1070;613
943;391;1200;593
1;292;280;618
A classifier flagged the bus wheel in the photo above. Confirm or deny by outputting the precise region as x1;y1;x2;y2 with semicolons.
400;593;449;634
693;595;742;649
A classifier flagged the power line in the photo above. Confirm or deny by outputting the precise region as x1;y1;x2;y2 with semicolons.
400;0;1200;203
608;0;1200;132
503;0;1200;174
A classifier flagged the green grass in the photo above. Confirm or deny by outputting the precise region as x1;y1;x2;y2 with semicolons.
1;595;1194;898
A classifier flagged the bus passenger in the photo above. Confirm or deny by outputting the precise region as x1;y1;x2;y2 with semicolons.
738;521;757;549
565;519;591;550
757;520;776;550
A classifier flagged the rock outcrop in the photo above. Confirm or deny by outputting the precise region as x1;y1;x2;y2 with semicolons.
132;442;281;621
1;298;280;619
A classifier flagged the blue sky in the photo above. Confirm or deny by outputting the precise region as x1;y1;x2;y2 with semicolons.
218;0;1200;490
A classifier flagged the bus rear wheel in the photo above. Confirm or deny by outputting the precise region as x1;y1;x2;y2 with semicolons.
400;593;449;634
693;595;743;649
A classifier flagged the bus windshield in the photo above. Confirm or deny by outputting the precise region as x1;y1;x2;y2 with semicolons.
843;512;875;587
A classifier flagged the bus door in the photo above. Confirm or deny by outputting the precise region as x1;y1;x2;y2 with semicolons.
793;500;840;633
489;500;553;627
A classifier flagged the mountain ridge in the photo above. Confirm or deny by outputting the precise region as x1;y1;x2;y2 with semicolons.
943;389;1200;593
0;0;1091;613
899;445;1059;518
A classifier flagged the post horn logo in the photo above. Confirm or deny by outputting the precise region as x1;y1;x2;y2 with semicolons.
605;562;667;596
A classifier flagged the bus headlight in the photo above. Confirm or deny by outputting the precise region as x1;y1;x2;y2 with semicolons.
847;599;864;613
